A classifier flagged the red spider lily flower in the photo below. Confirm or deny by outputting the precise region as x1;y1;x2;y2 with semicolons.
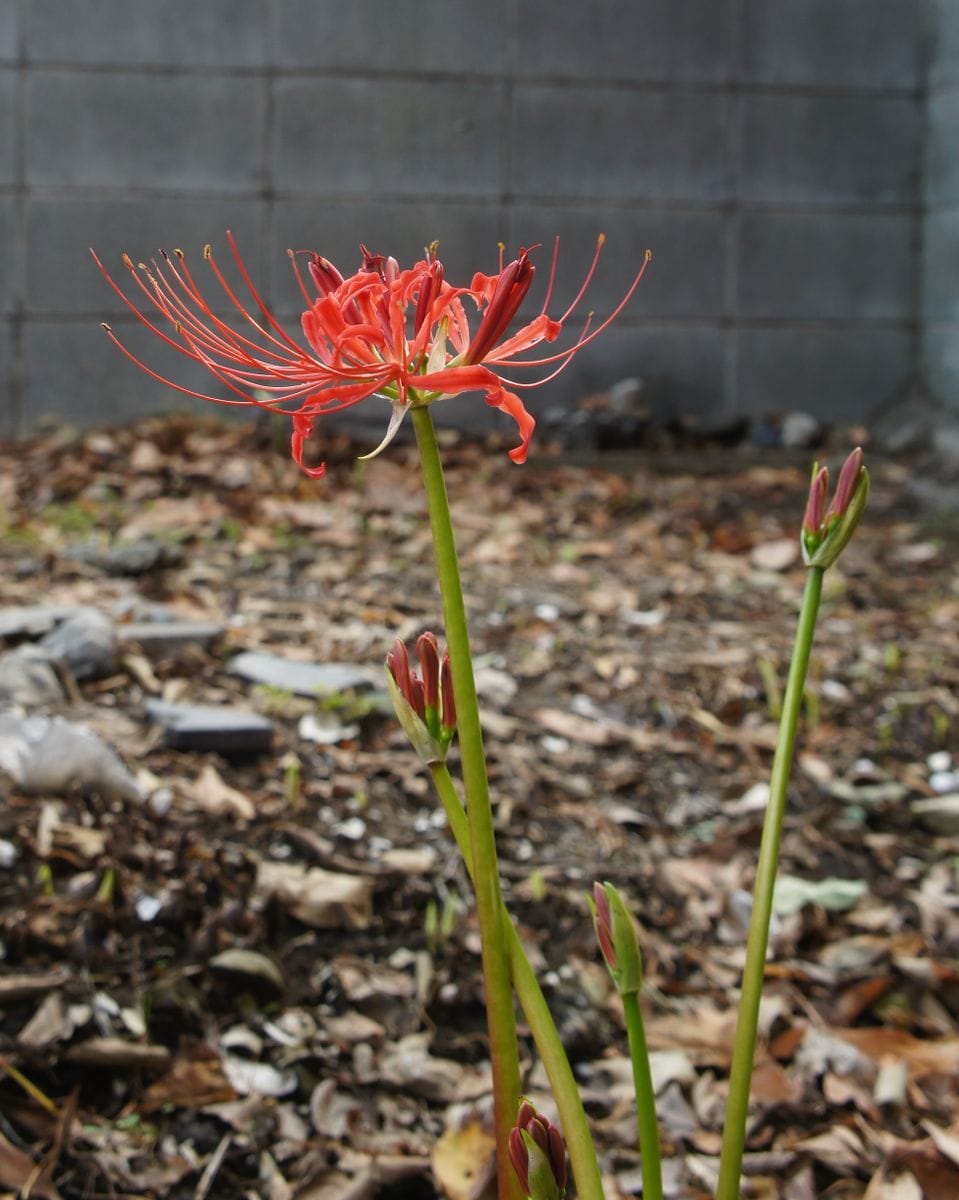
92;234;650;477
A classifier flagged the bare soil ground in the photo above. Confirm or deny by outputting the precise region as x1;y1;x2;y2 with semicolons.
0;415;957;1200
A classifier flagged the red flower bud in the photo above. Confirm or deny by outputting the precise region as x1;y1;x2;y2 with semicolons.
801;447;869;569
823;445;864;526
440;650;456;737
591;881;617;969
416;632;440;712
385;635;457;763
308;254;344;298
464;249;535;365
509;1100;567;1199
802;466;828;539
414;259;445;336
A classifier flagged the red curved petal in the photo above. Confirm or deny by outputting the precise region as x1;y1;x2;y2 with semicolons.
484;385;535;464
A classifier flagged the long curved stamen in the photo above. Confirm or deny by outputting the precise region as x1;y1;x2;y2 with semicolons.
556;233;606;324
537;236;561;318
226;231;310;356
487;251;650;370
288;249;316;308
96;233;649;473
101;325;289;410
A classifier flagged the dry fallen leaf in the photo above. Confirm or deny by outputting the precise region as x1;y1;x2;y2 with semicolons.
863;1170;923;1200
186;763;256;821
431;1119;496;1200
255;861;374;929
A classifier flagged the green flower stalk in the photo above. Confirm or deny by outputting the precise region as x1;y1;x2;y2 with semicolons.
590;882;662;1200
716;449;868;1200
429;762;606;1200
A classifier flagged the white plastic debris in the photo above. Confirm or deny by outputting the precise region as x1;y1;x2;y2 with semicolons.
0;714;141;801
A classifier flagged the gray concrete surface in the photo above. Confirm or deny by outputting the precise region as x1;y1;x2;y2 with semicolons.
0;0;946;441
923;0;959;415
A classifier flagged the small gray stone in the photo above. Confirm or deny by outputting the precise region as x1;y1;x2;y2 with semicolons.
145;700;274;754
0;605;81;639
0;714;141;801
780;410;821;448
607;376;648;417
911;794;959;835
64;538;184;576
117;620;224;658
41;608;117;680
872;395;936;454
0;645;64;706
229;651;379;697
932;421;959;469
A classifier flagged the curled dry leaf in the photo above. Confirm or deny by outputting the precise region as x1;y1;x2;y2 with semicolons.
187;763;256;820
255;861;374;929
431;1120;497;1200
64;1036;172;1073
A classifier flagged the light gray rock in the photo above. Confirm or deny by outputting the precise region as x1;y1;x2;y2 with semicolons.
607;376;648;417
872;395;937;454
117;620;224;658
0;605;81;639
780;410;822;448
229;651;379;697
41;607;117;680
0;714;141;800
911;794;959;834
0;645;64;706
932;421;959;468
64;537;183;576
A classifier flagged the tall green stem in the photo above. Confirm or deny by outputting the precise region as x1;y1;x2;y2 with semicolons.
412;406;522;1200
622;991;662;1200
716;567;824;1199
430;763;606;1200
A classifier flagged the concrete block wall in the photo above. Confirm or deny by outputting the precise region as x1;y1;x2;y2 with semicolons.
0;0;932;440
923;0;959;414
